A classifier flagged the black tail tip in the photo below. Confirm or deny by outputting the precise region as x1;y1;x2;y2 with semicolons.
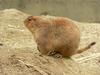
91;42;96;46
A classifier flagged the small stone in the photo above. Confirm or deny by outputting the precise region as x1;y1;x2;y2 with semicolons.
0;43;3;46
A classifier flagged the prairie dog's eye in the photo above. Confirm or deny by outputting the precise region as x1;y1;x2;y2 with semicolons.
27;16;33;21
28;18;32;21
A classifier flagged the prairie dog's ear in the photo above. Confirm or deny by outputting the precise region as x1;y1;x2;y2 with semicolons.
32;18;37;21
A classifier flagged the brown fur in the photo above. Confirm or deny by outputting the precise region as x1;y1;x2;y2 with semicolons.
24;15;95;57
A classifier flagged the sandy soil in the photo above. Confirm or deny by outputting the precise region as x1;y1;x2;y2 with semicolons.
0;9;100;75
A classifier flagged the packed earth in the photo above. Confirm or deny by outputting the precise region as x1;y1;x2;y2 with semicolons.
0;9;100;75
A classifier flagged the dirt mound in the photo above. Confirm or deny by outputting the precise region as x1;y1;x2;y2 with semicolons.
0;9;100;75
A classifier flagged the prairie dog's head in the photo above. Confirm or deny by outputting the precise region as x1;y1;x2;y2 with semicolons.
24;16;41;32
24;16;52;33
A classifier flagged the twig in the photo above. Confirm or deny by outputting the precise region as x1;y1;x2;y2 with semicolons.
18;59;48;75
75;53;100;63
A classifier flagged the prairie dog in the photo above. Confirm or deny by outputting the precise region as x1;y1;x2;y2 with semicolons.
24;15;95;57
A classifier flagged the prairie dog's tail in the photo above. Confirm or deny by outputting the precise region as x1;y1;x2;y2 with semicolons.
76;42;96;54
